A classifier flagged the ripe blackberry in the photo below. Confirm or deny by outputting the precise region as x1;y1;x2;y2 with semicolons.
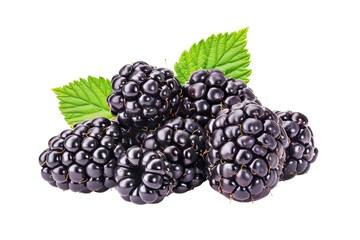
115;146;174;204
142;117;206;193
204;102;289;202
39;117;129;193
276;111;318;181
179;69;260;127
107;61;182;129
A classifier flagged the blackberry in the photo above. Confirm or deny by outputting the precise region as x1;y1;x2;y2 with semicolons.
179;69;260;127
204;102;289;202
276;111;318;181
107;61;182;129
115;146;174;204
142;117;206;193
39;117;129;193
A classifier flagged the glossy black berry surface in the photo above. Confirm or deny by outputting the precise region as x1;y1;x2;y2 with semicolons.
115;146;174;204
107;61;181;129
179;69;260;127
276;111;318;181
39;117;131;193
204;102;289;202
142;117;206;193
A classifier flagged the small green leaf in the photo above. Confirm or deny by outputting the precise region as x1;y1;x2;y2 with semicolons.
52;76;113;126
174;27;252;85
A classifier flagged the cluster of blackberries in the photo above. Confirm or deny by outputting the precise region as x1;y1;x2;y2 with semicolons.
39;61;318;204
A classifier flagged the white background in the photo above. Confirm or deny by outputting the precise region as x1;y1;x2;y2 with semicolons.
0;0;359;239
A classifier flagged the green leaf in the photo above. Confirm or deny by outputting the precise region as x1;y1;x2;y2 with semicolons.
174;27;252;85
52;76;113;126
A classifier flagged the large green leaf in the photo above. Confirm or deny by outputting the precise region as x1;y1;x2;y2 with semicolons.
174;28;251;84
52;76;113;126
